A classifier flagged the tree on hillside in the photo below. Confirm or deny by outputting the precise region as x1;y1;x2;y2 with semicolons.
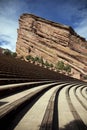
26;55;32;61
3;49;17;58
83;75;87;80
44;61;50;68
50;63;54;68
34;56;40;62
11;52;17;57
3;49;12;56
56;61;64;71
64;64;71;74
39;57;44;66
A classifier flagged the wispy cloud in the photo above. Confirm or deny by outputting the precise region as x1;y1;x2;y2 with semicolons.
72;0;87;40
0;39;10;46
0;16;18;51
0;0;19;51
74;18;87;40
0;34;16;51
0;0;34;51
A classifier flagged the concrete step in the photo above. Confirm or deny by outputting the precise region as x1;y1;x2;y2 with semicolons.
0;78;31;85
0;81;54;98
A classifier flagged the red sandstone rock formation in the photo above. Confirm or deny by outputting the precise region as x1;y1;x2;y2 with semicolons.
16;13;87;78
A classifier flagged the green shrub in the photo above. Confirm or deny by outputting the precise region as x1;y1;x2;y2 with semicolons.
50;63;54;68
83;75;87;79
34;56;40;62
3;49;17;58
56;61;64;71
64;64;71;73
3;49;11;56
31;57;36;63
44;61;50;68
26;55;32;61
11;52;17;57
38;57;44;65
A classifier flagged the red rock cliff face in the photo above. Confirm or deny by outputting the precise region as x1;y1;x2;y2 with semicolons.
16;13;87;76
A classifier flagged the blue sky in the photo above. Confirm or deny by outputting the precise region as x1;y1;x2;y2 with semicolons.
0;0;87;51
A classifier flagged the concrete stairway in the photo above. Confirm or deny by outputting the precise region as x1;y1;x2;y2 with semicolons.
0;81;87;130
0;55;87;130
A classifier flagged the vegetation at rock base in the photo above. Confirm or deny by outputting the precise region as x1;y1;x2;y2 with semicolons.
26;55;54;69
34;56;40;62
44;61;50;68
26;55;33;61
55;61;71;74
64;64;71;73
37;57;44;65
26;55;44;64
2;49;11;56
2;50;71;75
2;49;17;57
55;61;64;71
50;63;54;68
11;52;17;57
25;55;71;75
83;75;87;80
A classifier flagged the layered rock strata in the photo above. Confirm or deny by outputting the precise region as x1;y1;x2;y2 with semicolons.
16;13;87;77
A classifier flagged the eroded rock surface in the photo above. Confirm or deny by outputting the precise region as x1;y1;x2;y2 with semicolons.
16;13;87;77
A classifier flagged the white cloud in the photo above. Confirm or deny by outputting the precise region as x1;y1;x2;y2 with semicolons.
74;18;87;40
0;0;30;51
0;16;18;51
0;0;19;51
